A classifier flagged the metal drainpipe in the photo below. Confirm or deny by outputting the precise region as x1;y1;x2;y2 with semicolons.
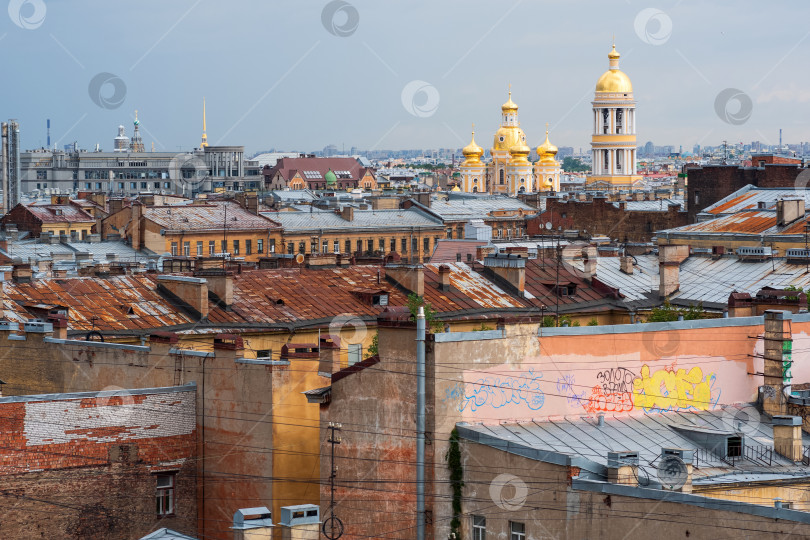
416;306;426;540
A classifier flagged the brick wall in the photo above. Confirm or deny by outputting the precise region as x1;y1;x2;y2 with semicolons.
0;385;197;539
526;197;688;242
687;164;807;222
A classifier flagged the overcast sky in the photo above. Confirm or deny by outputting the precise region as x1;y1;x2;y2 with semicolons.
3;0;809;155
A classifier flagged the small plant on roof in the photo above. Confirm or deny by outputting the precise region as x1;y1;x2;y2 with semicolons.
407;293;444;333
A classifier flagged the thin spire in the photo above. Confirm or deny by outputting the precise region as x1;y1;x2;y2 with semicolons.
201;98;208;149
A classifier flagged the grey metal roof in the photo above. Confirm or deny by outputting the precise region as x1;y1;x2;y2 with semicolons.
139;528;198;540
700;184;810;217
611;198;683;212
262;208;443;232
4;239;145;265
459;404;810;487
267;189;318;202
428;195;536;221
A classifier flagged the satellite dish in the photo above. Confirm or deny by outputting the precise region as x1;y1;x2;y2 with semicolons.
295;253;305;264
657;455;688;490
545;222;553;230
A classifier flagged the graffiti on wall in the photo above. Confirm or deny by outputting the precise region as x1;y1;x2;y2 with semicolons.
632;364;718;412
582;386;635;413
455;370;545;412
556;374;585;406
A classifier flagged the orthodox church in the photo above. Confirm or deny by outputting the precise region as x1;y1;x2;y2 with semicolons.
457;43;640;194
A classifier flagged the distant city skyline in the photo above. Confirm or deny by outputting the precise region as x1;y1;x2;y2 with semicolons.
3;0;809;155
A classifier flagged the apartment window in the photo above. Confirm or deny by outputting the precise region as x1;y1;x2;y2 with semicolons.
423;237;430;253
245;239;252;255
183;241;190;257
37;170;47;180
401;238;407;253
118;182;124;190
446;228;453;239
287;242;294;255
472;515;486;540
196;241;203;256
379;238;386;251
367;239;374;253
130;182;137;189
154;182;161;189
510;521;526;540
141;182;147;189
348;343;362;366
411;237;418;253
209;241;215;255
171;242;178;256
356;240;362;253
268;239;275;253
727;436;742;458
85;182;91;189
467;253;473;263
299;242;306;254
156;473;175;516
390;238;396;252
257;239;264;254
311;241;317;254
334;240;340;253
322;240;329;253
456;253;462;262
694;190;700;205
256;349;272;359
233;240;240;255
222;240;227;254
345;240;351;254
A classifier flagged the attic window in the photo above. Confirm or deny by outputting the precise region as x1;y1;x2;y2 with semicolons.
727;436;742;457
372;294;389;306
53;208;63;216
256;349;272;359
553;284;577;297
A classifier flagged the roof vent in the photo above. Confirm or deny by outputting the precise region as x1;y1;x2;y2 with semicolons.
232;507;273;531
279;504;320;527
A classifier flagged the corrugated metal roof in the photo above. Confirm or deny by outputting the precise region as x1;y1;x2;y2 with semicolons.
24;204;95;224
703;185;810;216
665;210;777;235
423;263;529;310
611;199;683;212
461;404;810;485
145;201;279;232
427;195;536;222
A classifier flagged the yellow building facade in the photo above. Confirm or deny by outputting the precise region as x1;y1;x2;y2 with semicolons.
586;44;643;191
459;92;561;194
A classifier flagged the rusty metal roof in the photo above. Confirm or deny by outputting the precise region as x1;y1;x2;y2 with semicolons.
144;201;279;232
24;205;95;224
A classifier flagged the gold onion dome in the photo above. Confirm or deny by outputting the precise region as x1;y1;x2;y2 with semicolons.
462;127;484;159
537;129;558;161
595;44;633;93
502;90;518;112
509;142;531;162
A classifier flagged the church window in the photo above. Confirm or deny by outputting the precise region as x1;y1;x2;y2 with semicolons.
520;178;525;183
499;170;504;185
499;136;505;142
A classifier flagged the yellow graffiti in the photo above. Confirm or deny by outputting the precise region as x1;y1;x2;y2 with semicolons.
632;365;715;411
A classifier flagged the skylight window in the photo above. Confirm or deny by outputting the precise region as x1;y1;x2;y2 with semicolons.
303;171;322;179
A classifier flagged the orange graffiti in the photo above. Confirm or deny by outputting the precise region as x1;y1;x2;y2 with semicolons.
582;385;634;413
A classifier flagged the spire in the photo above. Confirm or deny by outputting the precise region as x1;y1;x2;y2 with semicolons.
201;98;208;149
129;109;144;152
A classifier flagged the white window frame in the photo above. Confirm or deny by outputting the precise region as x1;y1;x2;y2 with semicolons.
156;473;175;516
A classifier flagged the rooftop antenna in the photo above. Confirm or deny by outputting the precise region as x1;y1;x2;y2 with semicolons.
46;119;50;148
201;97;208;149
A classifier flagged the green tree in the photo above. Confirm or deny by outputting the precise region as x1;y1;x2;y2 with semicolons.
407;293;444;333
562;156;590;172
365;331;379;359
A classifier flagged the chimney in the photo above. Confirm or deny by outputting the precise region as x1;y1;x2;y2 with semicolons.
109;198;124;216
658;244;689;298
385;264;424;296
156;275;209;319
214;333;245;364
47;313;68;340
279;505;320;540
606;451;639;486
232;507;273;540
475;244;496;261
620;256;634;275
582;246;598;278
482;254;525;295
762;311;791;416
340;205;354;222
776;198;804;227
318;335;342;376
130;201;143;250
438;265;451;291
773;416;803;461
204;271;234;310
11;263;32;284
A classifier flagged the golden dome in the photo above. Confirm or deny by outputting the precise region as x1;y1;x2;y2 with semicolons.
451;185;462;192
462;126;484;160
509;142;531;163
493;125;527;153
536;128;558;162
502;89;518;112
596;44;633;93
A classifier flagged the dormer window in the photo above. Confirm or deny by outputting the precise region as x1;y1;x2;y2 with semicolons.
372;294;389;306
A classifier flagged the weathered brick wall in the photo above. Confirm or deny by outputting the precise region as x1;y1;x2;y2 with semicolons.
526;198;688;242
0;386;197;539
0;204;43;236
687;164;806;222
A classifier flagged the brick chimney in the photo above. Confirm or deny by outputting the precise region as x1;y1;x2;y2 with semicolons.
318;335;342;376
385;264;424;296
762;310;791;416
620;256;634;275
340;206;354;222
437;265;451;291
606;451;639;487
658;244;690;298
156;275;209;319
204;271;234;310
776;198;804;227
214;333;245;363
475;244;496;261
773;416;803;461
482;254;525;295
11;263;32;284
47;313;68;340
130;201;143;250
